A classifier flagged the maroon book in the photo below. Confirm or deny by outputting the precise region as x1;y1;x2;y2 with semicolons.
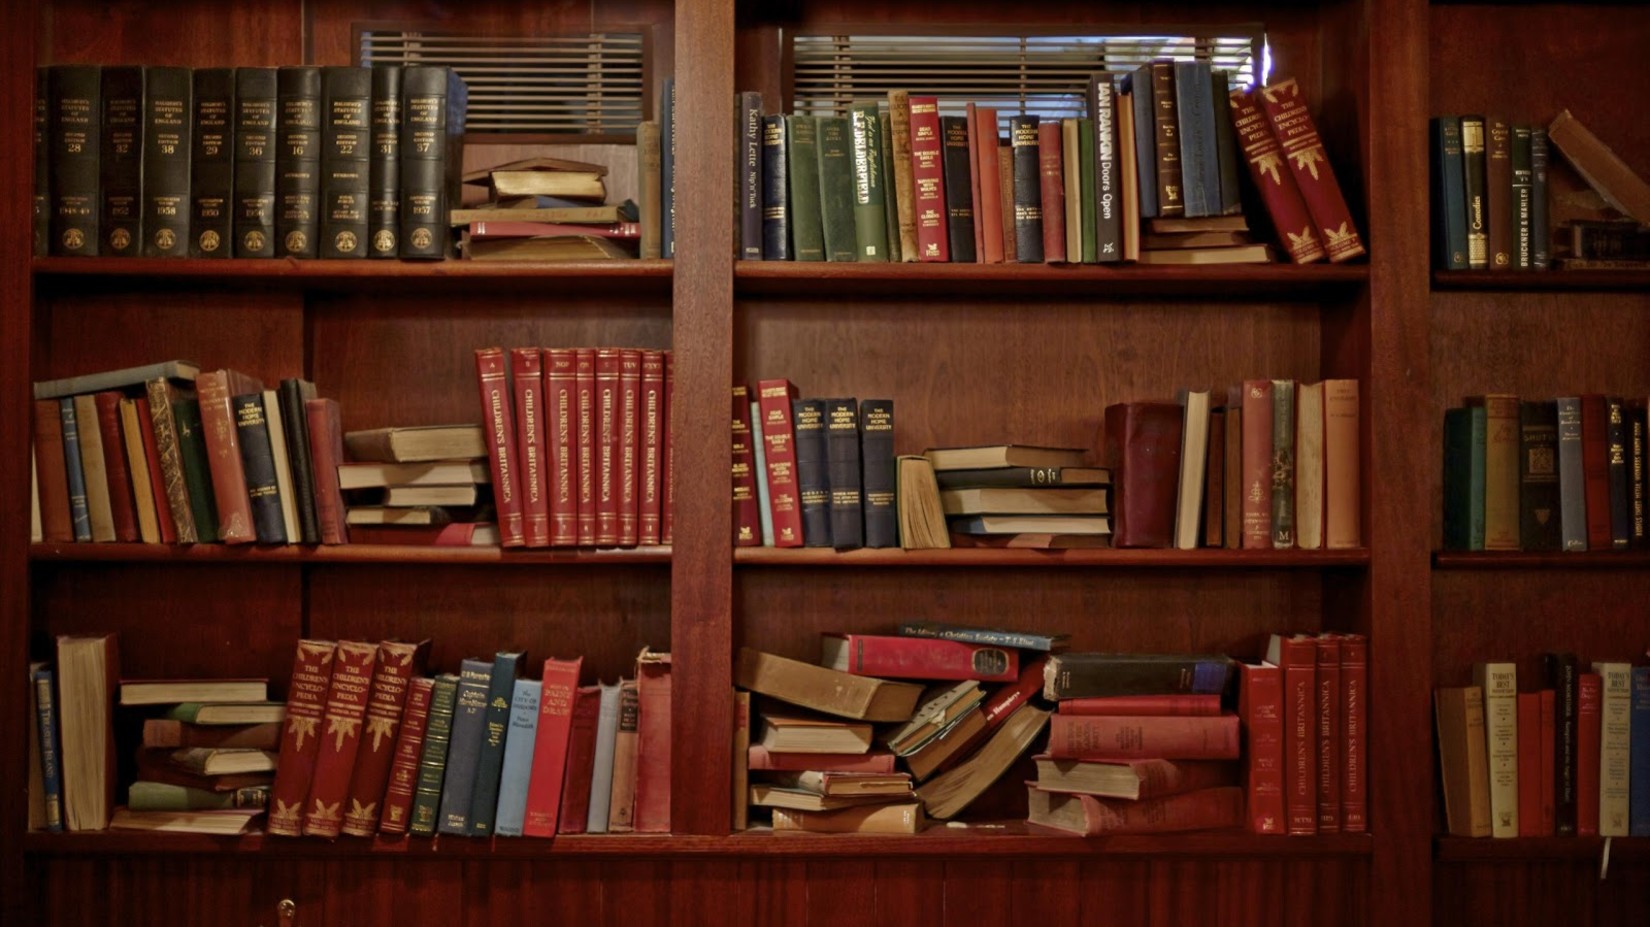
340;640;430;837
1239;663;1286;834
545;348;579;546
662;351;674;544
756;378;804;547
302;640;379;838
510;347;550;548
556;684;603;834
1059;694;1222;716
194;370;259;544
1257;79;1365;263
618;348;642;547
575;348;597;546
1578;672;1601;836
33;399;73;542
907;95;949;262
1037;121;1066;263
823;633;1018;682
1228;88;1325;264
1517;690;1542;837
303;398;349;545
731;385;762;546
633;651;672;833
595;347;621;546
92;391;139;542
523;657;584;837
135;395;178;544
1581;394;1612;550
376;676;434;837
1267;633;1318;835
1102;401;1183;548
1338;633;1368;832
1045;714;1241;760
639;350;665;545
1241;381;1275;549
267;640;338;837
1314;634;1342;833
475;347;525;547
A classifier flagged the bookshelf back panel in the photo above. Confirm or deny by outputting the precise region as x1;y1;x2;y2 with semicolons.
43;0;303;66
307;296;671;435
1434;859;1650;927
736;299;1324;455
735;568;1324;662
306;564;670;683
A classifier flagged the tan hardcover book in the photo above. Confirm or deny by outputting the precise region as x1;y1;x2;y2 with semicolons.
1117;89;1141;262
1548;110;1650;224
170;747;277;776
381;485;478;507
1175;389;1211;550
916;703;1050;819
1223;395;1243;549
109;807;262;835
343;425;487;463
1295;381;1324;550
732;689;751;831
119;399;162;543
57;634;120;831
71;395;115;542
897;455;951;550
939;487;1108;517
1470;393;1520;550
144;379;198;543
1063;118;1082;264
1032;756;1237;800
1435;685;1492;837
902;707;987;782
606;679;640;833
767;770;912;797
925;445;1088;471
122;679;267;705
262;390;301;545
883;682;985;756
887;89;919;262
1149;216;1250;234
1143;231;1250;249
637;120;662;259
31;446;42;543
1472;662;1518;837
758;711;872;754
746;784;895;812
997;146;1017;262
141;720;282;750
1594;661;1631;836
450;204;624;225
336;460;488;490
735;648;922;723
771;801;925;834
1323;379;1360;548
1138;244;1275;264
485;171;606;201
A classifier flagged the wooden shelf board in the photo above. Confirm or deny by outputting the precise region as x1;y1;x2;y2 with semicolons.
24;826;1373;860
32;257;673;293
28;542;670;566
735;261;1369;298
1435;835;1650;862
1432;270;1650;292
1433;550;1650;569
735;547;1371;568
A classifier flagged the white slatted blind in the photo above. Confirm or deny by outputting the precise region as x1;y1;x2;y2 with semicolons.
792;32;1264;127
360;31;646;135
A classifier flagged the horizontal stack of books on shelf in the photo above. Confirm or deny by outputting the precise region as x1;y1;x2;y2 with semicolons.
1436;657;1650;839
453;156;654;262
1431;110;1650;272
734;67;1362;267
26;634;673;838
1442;395;1646;552
922;445;1111;549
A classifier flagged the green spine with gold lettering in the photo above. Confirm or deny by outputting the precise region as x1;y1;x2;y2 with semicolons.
849;103;889;262
816;116;857;262
409;674;459;837
785;115;825;261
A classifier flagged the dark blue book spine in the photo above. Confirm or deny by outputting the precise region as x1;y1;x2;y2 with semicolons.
661;78;675;259
189;68;236;258
33;667;64;832
58;398;91;541
738;91;763;259
141;67;192;257
438;658;493;835
825;399;863;551
1431;117;1469;271
1126;69;1158;219
1173;61;1219;219
859;399;897;548
232;393;287;545
792;399;831;547
761;114;790;260
467;651;524;836
1557;397;1587;551
897;621;1063;652
1631;666;1650;836
97;66;142;257
276;66;321;258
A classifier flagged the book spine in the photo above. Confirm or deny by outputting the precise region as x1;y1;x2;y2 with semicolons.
91;393;139;542
1431;117;1469;270
1581;395;1612;551
33;70;47;256
409;675;459;836
998;142;1018;262
1047;655;1230;700
637;120;662;259
1578;672;1601;836
1270;380;1296;548
792;399;831;547
194;373;254;544
546;350;579;546
1480;394;1519;550
1598;663;1632;836
1476;662;1518;837
523;657;583;837
267;640;337;836
835;635;1017;683
897;622;1059;651
476;348;526;547
341;640;425;836
33;401;72;542
135;398;178;542
586;682;622;833
144;382;198;544
1210;72;1242;216
738;91;762;260
634;659;672;833
437;659;493;835
557;686;601;834
903;96;949;262
303;399;349;545
1149;62;1183;218
1278;638;1318;834
1090;78;1122;261
376;676;433;836
1517;400;1562;551
730;386;762;546
751;400;773;544
1059;694;1222;716
301;641;378;838
760;114;790;260
260;391;299;543
859;399;897;548
277;381;318;544
232;392;288;544
116;399;161;543
1314;636;1342;832
510;348;550;548
663;352;674;544
57;399;92;542
1241;380;1274;548
757;380;804;547
1631;667;1650;836
189;68;234;258
607;681;640;832
1173;61;1218;218
319;66;370;259
661;78;675;258
1229;87;1323;263
1339;635;1368;832
848;104;889;261
399;66;463;259
1518;691;1542;836
1460;115;1487;269
972;107;1004;263
575;348;597;545
1037;121;1065;262
50;65;102;256
1540;688;1556;835
619;350;642;547
1102;401;1181;548
1069;119;1088;263
1530;128;1550;269
1008;116;1044;262
1548;653;1578;835
886;90;919;261
595;348;622;546
493;679;542;836
733;692;751;831
1323;379;1360;549
1257;79;1364;262
33;667;64;832
1485;119;1511;269
1557;397;1587;550
940;116;976;263
1239;664;1285;833
815;116;856;262
1046;714;1240;760
366;65;401;257
878;112;901;262
1609;398;1631;549
1511;125;1533;270
1223;392;1242;547
1123;72;1156;220
785;116;825;262
275;67;321;258
468;653;522;836
233;67;278;257
640;351;665;545
825;399;864;551
97;66;143;258
141;65;191;255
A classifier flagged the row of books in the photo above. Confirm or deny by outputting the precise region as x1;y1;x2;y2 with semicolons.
30;362;350;546
734;71;1363;267
1436;657;1650;838
1442;395;1648;553
1105;380;1362;550
35;64;465;260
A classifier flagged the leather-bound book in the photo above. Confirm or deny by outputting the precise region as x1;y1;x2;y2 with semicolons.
619;350;643;546
523;657;584;837
1314;635;1342;832
98;66;142;257
1609;397;1631;549
556;684;602;834
437;658;493;835
319;66;371;259
117;399;161;543
595;348;622;546
341;640;429;837
998;144;1018;262
1271;379;1297;548
1545;653;1578;835
475;347;525;547
1240;380;1274;548
737;91;762;260
33;70;47;256
1102;401;1183;548
757;379;804;547
878;112;902;262
1229;88;1322;264
575;348;597;545
760;113;790;260
663;352;674;544
1431;117;1469;270
267;640;338;837
793;398;831;547
859;399;897;548
1530;128;1550;268
1511;126;1533;268
233;67;278;257
886;90;920;261
546;349;579;546
57;400;91;542
190;68;234;258
48;65;102;256
145;380;199;544
906;96;949;262
1516;400;1562;551
848;103;888;261
633;651;673;833
786;116;825;261
275;66;321;258
1239;663;1285;833
1578;672;1602;836
92;392;139;542
232;392;288;544
409;674;459;836
1580;394;1612;551
196;370;261;544
1257;79;1365;262
276;379;319;544
971;106;1004;263
70;395;114;542
33;399;73;542
468;652;525;836
826;399;864;551
510;348;550;548
731;386;762;546
1036;120;1065;262
815;116;856;262
302;641;378;838
303;398;349;545
940;116;976;263
639;351;665;545
1149;62;1184;218
366;65;401;257
376;676;434;836
1460;115;1487;269
398;66;467;259
1009;115;1044;262
134;398;176;543
1485;119;1511;269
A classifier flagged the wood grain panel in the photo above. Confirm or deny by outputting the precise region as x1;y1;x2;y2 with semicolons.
42;0;302;67
1007;859;1079;927
1076;859;1151;925
37;859;107;927
805;861;879;926
307;296;669;435
747;859;809;924
326;860;461;926
306;564;670;684
599;861;673;927
873;859;944;927
1434;860;1603;927
462;859;600;926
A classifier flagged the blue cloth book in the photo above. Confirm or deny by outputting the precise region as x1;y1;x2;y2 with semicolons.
1631;666;1650;836
1173;60;1220;218
436;658;492;835
467;651;524;836
33;665;64;832
59;398;91;541
492;678;542;837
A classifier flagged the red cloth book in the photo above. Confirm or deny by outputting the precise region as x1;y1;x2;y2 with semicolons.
545;348;579;546
1058;694;1222;716
756;379;804;547
32;399;73;542
618;348;642;547
303;398;349;545
1102;401;1183;548
1268;633;1318;835
965;103;985;260
731;386;761;546
194;370;258;544
340;640;429;837
1027;784;1244;836
1540;688;1556;835
1239;663;1286;834
822;633;1018;683
475;347;525;547
747;746;898;773
1517;690;1542;837
1241;381;1275;549
523;656;583;837
135;395;178;543
1578;672;1601;836
662;351;674;544
1338;632;1368;832
1046;714;1241;760
92;391;139;542
1256;78;1365;263
907;95;949;262
633;651;672;833
556;684;602;834
595;348;621;546
1037;120;1066;263
639;350;665;545
267;640;337;837
376;676;434;837
302;641;379;838
972;106;1005;263
510;347;550;548
1228;87;1325;264
1314;634;1342;833
575;348;597;546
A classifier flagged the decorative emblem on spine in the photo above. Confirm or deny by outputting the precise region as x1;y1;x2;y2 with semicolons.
110;228;131;251
326;716;361;750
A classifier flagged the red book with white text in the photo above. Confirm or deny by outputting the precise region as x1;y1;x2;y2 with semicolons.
1266;633;1318;834
1314;634;1342;833
1256;79;1365;262
1239;663;1285;834
1037;121;1066;263
731;386;762;546
821;633;1018;683
302;641;379;838
595;348;621;546
618;349;642;546
303;398;349;545
1058;694;1222;716
1227;88;1324;264
475;348;525;547
907;95;949;262
756;379;804;547
556;684;602;834
522;656;583;837
1517;691;1542;837
1338;633;1367;832
575;348;597;546
633;650;672;833
92;391;140;541
639;350;665;545
510;348;550;548
267;640;337;837
662;351;674;544
1578;672;1601;836
340;640;430;837
545;349;579;546
376;676;434;836
747;746;898;773
1046;714;1241;760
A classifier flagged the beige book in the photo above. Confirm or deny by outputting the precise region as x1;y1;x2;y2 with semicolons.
916;703;1050;819
1138;244;1275;265
336;460;489;490
735;648;923;723
1295;382;1325;550
732;690;751;831
1435;686;1492;837
1472;662;1518;837
746;784;895;812
1594;661;1632;836
57;634;118;831
771;801;925;834
31;445;42;543
1063;118;1082;264
1148;216;1250;234
897;456;951;550
1548;110;1650;224
262;391;300;545
1471;394;1520;550
1175;389;1212;550
382;485;478;507
939;487;1108;517
902;708;987;782
71;395;115;542
119;399;162;543
343;425;486;463
110;807;262;835
757;712;872;754
886;90;919;262
607;680;639;833
170;748;277;776
1117;90;1140;262
636;120;662;259
768;770;912;797
1323;379;1361;548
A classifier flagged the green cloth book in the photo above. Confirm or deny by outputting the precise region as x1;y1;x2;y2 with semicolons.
410;674;460;837
849;103;889;262
786;115;825;262
127;781;269;812
816;116;857;262
170;398;219;543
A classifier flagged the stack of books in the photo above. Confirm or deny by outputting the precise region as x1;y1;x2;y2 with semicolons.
339;427;495;546
1139;215;1273;266
455;157;642;261
926;444;1111;548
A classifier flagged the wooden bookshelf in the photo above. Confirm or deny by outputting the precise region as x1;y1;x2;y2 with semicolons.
736;260;1369;298
734;547;1371;568
32;256;674;294
1432;270;1650;292
28;542;672;566
1434;836;1650;864
1433;550;1650;570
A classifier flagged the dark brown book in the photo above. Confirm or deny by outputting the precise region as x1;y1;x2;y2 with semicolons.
1241;380;1274;548
141;720;281;751
195;370;262;545
1037;121;1065;263
1485;119;1512;270
1581;394;1612;551
304;398;349;545
92;392;140;542
33;399;73;542
1150;62;1184;218
1204;408;1226;548
1101;402;1184;548
376;676;434;836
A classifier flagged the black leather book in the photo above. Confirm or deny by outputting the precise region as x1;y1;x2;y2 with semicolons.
1545;652;1578;836
278;378;320;544
437;658;492;835
1009;115;1043;263
232;392;288;544
792;398;830;546
466;651;524;836
233;67;278;257
1087;75;1123;259
1518;400;1561;552
141;67;192;257
97;66;141;257
1149;62;1184;218
1530;128;1550;270
940;116;976;264
761;114;790;261
320;67;371;259
1633;406;1646;548
189;68;235;258
276;66;321;258
859;399;897;548
399;66;468;259
825;398;864;551
172;397;220;544
1609;397;1630;550
33;68;48;256
738;91;763;260
367;65;402;258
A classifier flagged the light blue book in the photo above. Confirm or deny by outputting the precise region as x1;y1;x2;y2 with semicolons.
751;400;774;545
585;681;622;833
492;678;542;837
59;399;91;541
